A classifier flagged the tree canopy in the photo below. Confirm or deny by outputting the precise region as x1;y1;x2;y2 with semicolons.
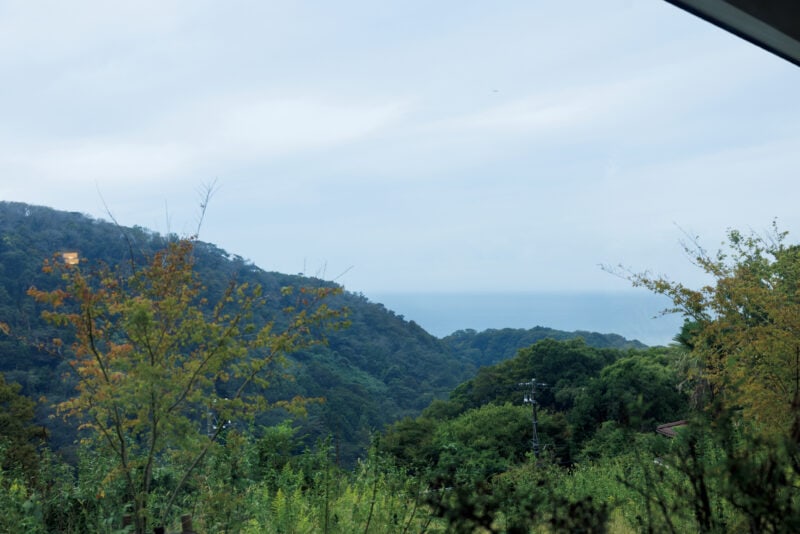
625;224;800;435
0;372;45;480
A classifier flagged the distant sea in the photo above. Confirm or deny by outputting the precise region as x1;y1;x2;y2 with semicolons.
367;292;685;347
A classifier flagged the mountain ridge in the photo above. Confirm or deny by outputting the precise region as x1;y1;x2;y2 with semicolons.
0;200;651;462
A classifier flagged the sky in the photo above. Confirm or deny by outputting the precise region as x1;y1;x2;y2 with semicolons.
2;1;799;299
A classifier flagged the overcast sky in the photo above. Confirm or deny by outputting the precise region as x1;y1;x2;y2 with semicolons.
2;1;799;297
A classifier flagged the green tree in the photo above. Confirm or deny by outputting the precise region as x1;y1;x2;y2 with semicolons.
447;338;619;416
623;224;800;435
380;416;438;472
570;348;687;456
0;372;46;480
433;403;532;485
28;238;344;533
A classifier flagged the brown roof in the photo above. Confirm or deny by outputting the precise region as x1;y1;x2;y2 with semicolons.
656;420;688;438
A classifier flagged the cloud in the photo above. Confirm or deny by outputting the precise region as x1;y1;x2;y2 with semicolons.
32;142;189;184
0;1;185;67
203;94;408;160
0;93;407;192
2;0;799;299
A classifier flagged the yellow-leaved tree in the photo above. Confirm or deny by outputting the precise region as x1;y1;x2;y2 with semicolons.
29;237;345;534
624;223;800;435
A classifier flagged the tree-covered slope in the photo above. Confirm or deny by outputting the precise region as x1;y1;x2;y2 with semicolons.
0;202;475;462
383;338;688;478
443;325;647;368
0;201;648;462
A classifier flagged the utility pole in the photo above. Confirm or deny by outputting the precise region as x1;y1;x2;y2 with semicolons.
519;378;546;457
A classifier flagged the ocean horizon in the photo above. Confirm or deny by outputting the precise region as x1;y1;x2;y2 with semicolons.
368;291;685;347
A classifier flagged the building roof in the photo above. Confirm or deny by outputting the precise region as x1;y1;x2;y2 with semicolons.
61;252;79;266
665;0;800;67
656;420;688;438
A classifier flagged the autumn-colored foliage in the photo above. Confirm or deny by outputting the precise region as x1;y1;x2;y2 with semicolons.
624;223;800;435
28;237;345;533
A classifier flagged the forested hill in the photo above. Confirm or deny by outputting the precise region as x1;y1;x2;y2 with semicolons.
443;327;646;368
0;201;646;462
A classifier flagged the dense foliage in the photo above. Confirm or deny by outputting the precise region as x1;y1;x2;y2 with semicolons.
383;339;687;476
0;372;46;480
376;225;800;532
443;327;645;368
626;224;800;436
28;235;346;532
5;202;799;532
0;202;475;464
0;201;643;465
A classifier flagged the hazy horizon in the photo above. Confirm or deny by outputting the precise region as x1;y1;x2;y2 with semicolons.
369;290;684;347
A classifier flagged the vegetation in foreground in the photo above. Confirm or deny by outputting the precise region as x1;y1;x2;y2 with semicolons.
2;219;800;532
